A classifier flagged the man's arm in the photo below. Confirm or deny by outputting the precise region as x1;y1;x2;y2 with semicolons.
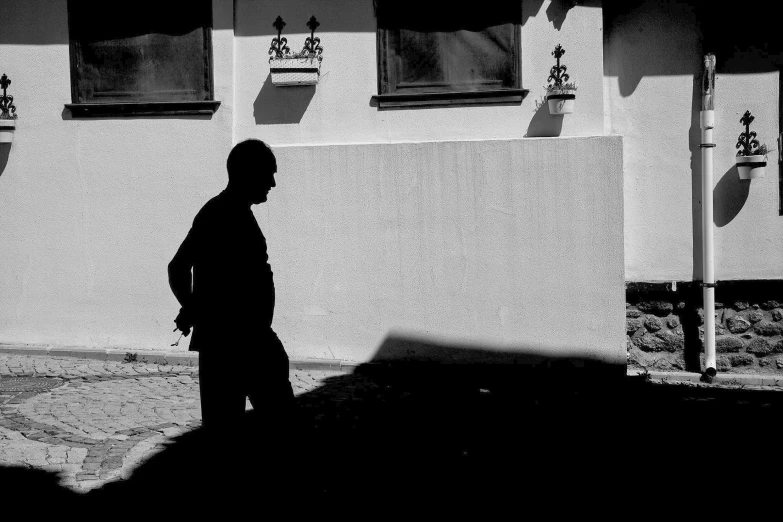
168;228;197;334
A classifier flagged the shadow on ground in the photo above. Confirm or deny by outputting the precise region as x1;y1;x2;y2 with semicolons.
3;339;783;516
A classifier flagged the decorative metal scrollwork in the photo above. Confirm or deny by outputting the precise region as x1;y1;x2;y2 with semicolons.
0;74;16;119
737;110;760;156
269;16;290;59
547;44;569;88
303;16;323;59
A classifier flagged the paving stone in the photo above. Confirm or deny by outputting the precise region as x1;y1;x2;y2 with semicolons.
102;457;123;469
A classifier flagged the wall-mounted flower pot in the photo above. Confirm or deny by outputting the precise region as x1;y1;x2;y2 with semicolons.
0;119;15;143
270;57;321;86
547;90;576;115
736;154;766;179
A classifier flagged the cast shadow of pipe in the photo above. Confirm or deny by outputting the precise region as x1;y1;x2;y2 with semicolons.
714;165;750;227
525;100;563;137
688;75;703;281
253;75;316;125
0;143;10;178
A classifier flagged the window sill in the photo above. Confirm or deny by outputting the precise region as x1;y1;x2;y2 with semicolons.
372;89;528;109
64;101;221;118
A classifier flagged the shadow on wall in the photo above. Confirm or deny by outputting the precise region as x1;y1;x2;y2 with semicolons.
0;144;10;177
545;0;589;31
368;334;624;386
604;1;782;97
689;75;704;281
714;166;750;227
0;0;69;45
236;0;599;37
254;76;316;125
525;100;563;137
236;0;376;36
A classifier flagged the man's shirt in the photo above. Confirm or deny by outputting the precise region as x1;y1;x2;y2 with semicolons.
169;190;275;350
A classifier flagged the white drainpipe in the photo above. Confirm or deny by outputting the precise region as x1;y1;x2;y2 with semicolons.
700;54;717;377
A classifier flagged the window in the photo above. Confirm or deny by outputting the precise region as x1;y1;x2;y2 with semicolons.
66;0;219;117
373;0;526;108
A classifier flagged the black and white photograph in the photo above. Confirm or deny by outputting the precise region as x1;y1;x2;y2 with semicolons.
1;0;782;517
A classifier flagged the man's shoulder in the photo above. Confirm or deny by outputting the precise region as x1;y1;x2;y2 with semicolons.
193;191;230;226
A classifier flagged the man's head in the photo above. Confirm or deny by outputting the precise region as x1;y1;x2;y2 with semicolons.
226;139;277;204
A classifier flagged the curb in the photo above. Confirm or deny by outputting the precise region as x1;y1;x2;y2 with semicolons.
627;369;783;388
5;345;783;387
0;344;357;372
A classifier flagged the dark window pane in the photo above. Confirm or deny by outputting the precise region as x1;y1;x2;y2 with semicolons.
68;0;213;103
396;26;516;91
376;0;521;96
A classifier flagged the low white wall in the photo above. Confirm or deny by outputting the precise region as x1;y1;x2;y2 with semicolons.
258;137;625;365
605;0;782;282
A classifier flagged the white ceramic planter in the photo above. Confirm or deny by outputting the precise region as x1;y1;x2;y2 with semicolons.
269;57;321;86
736;154;766;179
0;119;15;143
546;90;576;115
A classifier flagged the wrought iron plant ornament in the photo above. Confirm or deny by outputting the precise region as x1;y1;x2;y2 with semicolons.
0;74;17;119
269;16;290;59
737;110;760;156
547;44;569;88
303;16;323;59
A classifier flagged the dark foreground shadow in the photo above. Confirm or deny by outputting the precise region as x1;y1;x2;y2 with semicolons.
3;336;783;516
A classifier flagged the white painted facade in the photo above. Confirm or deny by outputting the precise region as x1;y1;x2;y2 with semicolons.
13;0;778;366
604;0;781;282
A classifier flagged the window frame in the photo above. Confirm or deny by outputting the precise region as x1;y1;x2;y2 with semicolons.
372;10;527;109
64;1;220;118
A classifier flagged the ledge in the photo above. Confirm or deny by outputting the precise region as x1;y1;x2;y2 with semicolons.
64;100;221;118
372;89;528;109
628;369;783;388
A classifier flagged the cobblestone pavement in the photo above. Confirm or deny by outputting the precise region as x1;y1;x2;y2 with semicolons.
4;352;783;516
0;353;331;493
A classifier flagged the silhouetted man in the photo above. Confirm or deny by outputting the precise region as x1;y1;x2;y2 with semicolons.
168;139;295;439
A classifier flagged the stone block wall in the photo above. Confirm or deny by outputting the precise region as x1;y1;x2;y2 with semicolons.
626;281;783;374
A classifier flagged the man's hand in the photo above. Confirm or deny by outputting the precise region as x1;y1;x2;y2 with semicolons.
174;306;194;336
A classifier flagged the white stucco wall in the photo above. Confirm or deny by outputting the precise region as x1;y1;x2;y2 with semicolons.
234;0;606;145
1;0;624;366
261;137;625;365
0;0;236;349
605;0;782;282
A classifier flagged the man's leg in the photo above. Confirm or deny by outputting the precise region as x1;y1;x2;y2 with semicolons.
246;329;295;423
199;348;248;431
245;330;295;468
198;346;249;496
